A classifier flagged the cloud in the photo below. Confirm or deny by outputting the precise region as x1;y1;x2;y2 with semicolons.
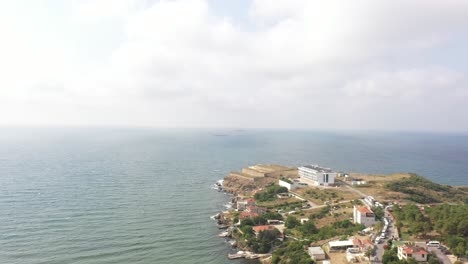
0;0;467;131
343;67;464;99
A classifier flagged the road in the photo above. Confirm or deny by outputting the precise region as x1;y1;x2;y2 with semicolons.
428;247;452;264
338;180;367;197
372;217;396;263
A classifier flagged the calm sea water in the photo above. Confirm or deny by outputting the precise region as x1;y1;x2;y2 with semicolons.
0;128;467;264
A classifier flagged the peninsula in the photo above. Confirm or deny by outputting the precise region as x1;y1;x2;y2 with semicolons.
214;164;467;264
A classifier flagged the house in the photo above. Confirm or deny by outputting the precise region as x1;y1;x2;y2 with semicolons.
236;198;256;211
397;245;428;262
246;205;266;215
308;246;326;260
353;206;376;227
279;179;306;190
298;165;336;186
239;212;259;220
350;180;367;185
252;225;279;237
352;238;374;252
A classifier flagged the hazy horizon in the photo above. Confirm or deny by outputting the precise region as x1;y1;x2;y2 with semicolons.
1;0;468;132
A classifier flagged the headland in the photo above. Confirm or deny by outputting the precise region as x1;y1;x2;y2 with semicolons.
212;164;467;264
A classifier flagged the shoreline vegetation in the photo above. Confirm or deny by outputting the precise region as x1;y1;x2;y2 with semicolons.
212;164;467;264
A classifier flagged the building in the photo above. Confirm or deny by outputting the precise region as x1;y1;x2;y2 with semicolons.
308;247;326;260
239;212;259;220
236;198;256;211
353;206;376;227
329;240;355;252
397;245;428;262
252;225;279;236
279;179;298;190
279;179;308;190
246;205;266;215
352;238;374;252
298;165;336;186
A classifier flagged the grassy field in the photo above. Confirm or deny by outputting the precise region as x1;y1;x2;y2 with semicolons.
294;203;354;228
295;186;360;205
341;173;410;201
257;197;302;208
339;173;467;204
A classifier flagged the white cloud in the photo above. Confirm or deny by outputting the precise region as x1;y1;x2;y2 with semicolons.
343;67;464;99
0;0;467;131
71;0;146;22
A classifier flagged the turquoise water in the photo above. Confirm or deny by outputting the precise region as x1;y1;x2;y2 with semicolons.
0;128;467;264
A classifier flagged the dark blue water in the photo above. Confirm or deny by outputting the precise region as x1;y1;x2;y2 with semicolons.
0;128;466;264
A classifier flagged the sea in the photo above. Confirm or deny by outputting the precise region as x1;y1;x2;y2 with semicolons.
0;128;467;264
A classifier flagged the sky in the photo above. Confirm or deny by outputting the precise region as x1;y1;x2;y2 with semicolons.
1;0;467;132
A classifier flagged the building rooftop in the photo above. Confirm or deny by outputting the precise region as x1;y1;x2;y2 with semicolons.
301;165;333;173
252;225;277;233
355;206;374;214
308;246;325;255
246;198;255;203
329;240;354;247
239;212;259;219
400;246;428;255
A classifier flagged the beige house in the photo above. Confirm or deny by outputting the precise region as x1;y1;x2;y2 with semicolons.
308;247;326;260
397;245;428;262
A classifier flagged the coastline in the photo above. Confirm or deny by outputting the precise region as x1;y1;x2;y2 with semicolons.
210;164;467;263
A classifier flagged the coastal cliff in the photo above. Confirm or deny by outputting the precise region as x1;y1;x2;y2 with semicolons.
223;164;298;195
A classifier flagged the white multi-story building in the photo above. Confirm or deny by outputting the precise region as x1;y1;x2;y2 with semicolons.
298;165;336;186
353;206;376;227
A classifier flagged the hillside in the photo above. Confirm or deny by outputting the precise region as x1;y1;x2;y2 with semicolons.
342;173;467;204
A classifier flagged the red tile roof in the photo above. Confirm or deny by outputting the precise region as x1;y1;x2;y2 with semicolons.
246;198;255;203
401;246;428;255
353;238;362;246
239;212;259;219
355;206;373;214
252;225;277;233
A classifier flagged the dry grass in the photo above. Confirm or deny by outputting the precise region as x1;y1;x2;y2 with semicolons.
327;252;348;264
314;208;354;228
342;173;412;201
301;205;354;228
295;186;361;205
257;197;302;207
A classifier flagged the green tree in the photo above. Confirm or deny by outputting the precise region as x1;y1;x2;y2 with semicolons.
285;215;300;229
406;257;418;264
453;242;466;258
240;225;254;236
373;206;385;220
427;254;440;264
298;220;318;236
382;248;399;264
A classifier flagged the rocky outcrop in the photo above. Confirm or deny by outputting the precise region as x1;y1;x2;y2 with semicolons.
223;174;277;195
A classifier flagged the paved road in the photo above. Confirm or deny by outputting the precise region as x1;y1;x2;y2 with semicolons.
373;212;397;263
428;247;452;264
